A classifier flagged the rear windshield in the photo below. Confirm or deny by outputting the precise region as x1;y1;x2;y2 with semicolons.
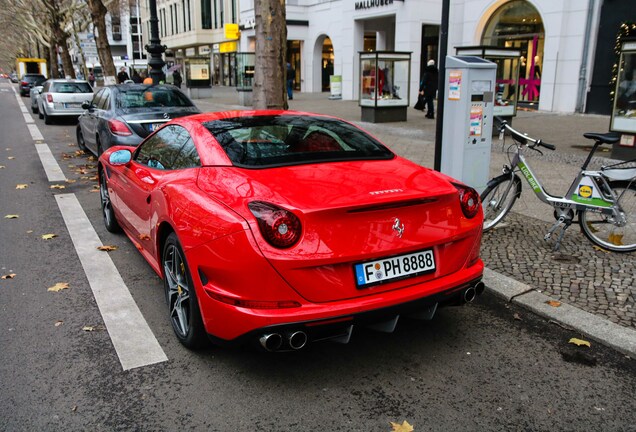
23;75;45;83
116;88;193;109
203;115;394;168
51;82;93;93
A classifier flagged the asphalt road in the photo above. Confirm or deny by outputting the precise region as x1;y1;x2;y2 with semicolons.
1;79;635;431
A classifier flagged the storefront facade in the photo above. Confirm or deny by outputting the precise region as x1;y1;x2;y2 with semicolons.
239;0;440;104
449;0;605;113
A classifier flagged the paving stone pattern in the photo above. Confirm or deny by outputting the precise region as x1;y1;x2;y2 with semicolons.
481;211;636;329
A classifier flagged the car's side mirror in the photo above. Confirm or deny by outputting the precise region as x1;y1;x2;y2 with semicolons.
109;149;132;166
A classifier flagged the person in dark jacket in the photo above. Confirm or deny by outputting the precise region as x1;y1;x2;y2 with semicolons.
172;69;182;88
131;70;142;83
117;67;130;84
286;63;295;100
419;59;439;119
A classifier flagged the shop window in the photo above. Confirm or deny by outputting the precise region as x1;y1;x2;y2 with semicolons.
482;0;544;105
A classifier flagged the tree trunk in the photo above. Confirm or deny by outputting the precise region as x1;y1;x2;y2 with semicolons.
57;34;76;78
87;0;116;79
48;43;60;78
253;0;287;110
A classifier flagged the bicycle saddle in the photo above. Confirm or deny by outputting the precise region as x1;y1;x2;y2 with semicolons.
583;132;620;144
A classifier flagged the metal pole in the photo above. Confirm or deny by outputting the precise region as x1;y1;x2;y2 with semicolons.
146;0;166;84
434;0;450;172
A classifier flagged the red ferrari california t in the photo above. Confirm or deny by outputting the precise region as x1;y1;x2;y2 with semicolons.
98;111;484;351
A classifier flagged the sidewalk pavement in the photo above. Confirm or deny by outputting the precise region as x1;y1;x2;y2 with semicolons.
191;86;636;358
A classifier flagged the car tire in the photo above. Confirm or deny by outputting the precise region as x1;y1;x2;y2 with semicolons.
162;232;208;349
76;127;87;151
99;168;122;233
96;136;104;156
43;108;52;125
38;106;43;119
31;104;37;114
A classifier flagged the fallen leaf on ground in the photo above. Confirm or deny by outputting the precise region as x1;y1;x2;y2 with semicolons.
89;189;99;193
1;273;17;279
546;300;561;308
4;214;19;219
7;156;15;160
26;230;33;234
55;320;64;327
0;165;5;169
513;313;522;321
82;326;95;332
48;282;69;292
592;245;610;253
41;233;58;240
16;184;28;189
50;184;66;189
74;150;86;156
71;405;77;412
569;338;591;348
390;421;414;432
97;245;118;252
65;179;77;184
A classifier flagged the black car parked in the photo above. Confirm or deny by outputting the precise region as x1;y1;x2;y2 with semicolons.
19;74;46;97
76;84;200;156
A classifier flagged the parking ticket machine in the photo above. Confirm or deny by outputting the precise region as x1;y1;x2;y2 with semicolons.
440;56;497;193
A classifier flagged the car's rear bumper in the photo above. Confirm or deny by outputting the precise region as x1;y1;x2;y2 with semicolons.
206;275;484;350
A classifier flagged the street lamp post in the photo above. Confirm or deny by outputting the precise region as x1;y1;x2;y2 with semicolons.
145;0;166;84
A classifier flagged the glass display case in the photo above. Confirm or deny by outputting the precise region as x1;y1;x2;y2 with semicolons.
611;39;636;160
236;52;255;91
456;46;520;117
359;51;411;122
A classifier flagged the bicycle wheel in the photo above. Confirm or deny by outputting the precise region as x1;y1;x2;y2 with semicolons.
480;173;521;232
579;180;636;252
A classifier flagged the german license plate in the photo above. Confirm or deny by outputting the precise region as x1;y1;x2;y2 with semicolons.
65;102;81;108
354;249;435;288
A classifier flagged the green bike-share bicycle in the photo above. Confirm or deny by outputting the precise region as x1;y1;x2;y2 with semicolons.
481;119;636;253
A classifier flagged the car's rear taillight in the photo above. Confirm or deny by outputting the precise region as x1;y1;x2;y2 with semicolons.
46;94;53;103
108;119;133;136
453;183;480;219
248;201;302;248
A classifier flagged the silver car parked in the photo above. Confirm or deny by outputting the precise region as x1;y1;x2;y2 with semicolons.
38;79;94;124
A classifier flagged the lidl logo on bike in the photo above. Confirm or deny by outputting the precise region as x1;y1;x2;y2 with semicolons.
579;185;593;198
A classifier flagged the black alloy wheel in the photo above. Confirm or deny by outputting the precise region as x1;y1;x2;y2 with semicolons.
99;168;121;233
76;127;87;151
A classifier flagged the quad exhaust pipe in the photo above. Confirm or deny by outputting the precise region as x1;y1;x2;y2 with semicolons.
259;331;308;352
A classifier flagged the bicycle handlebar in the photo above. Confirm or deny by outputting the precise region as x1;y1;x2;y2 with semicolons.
495;117;556;151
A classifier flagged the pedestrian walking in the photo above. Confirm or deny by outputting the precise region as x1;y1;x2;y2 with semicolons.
419;59;438;119
88;70;95;88
172;69;182;88
117;67;130;84
286;63;295;100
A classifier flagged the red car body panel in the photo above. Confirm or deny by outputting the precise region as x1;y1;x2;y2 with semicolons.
99;111;484;343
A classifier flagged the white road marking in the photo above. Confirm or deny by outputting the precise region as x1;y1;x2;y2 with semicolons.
23;112;34;123
55;194;168;371
27;124;43;141
35;143;67;182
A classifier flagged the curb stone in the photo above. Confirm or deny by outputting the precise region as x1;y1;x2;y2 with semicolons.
484;267;636;358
